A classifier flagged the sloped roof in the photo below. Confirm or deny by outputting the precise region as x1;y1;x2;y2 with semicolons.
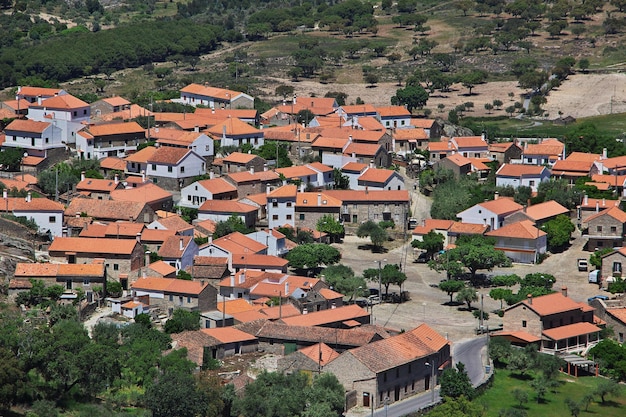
268;185;298;199
412;219;455;235
296;192;342;208
217;298;256;314
132;276;208;295
201;327;258;344
5;119;50;133
358;168;396;184
566;152;602;162
222;152;261;165
376;105;411;117
342;162;368;173
281;304;368;327
3;197;64;212
195;178;237;195
76;178;121;193
226;170;279;184
124;146;159;163
341;104;377;114
213;231;267;255
524;201;569;221
154;214;193;233
507;292;589;317
198;199;257;214
158;235;194;259
298;342;340;366
18;86;63;97
486;220;546;239
35;94;88;109
542;322;601;341
393;128;428;141
66;199;148;221
207;118;260;137
276;165;316;179
111;183;172;204
148;260;177;276
410;119;436;128
324;189;409;203
141;228;176;243
311;136;349;150
477;198;523;216
49;237;138;255
496;164;547;177
523;139;564;156
448;222;489;235
552;160;595;176
585;206;626;224
147;147;190;165
181;83;244;100
453;136;487;148
88;122;144;136
343;142;382;157
99;157;127;171
443;153;472;167
101;96;131;106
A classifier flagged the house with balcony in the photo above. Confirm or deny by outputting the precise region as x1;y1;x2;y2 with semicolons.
485;220;547;264
583;206;626;250
495;164;551;192
499;288;601;354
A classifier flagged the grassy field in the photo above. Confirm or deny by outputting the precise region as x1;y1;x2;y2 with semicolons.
476;370;625;417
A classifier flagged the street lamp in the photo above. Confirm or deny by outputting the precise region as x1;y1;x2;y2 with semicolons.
376;259;387;303
384;396;389;417
424;357;436;405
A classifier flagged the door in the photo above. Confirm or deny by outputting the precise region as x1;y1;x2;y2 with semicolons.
363;393;370;407
394;386;400;401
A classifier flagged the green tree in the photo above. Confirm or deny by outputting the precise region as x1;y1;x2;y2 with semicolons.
391;85;429;111
530;376;549;403
512;388;529;408
594;378;621;403
286;244;341;271
426;395;482;417
489;288;513;309
213;214;252;238
321;264;366;299
411;231;444;259
439;280;466;303
306;373;345;417
440;362;474;399
234;371;309;417
460;70;487;95
450;235;510;279
489;336;512;366
590;248;613;269
164;309;200;334
297;109;315;126
356;220;388;249
456;287;478;310
363;264;407;298
332;168;350;189
275;85;295;100
492;274;520;288
565;398;581;417
145;369;210;417
541;214;575;251
0;147;25;171
316;214;344;243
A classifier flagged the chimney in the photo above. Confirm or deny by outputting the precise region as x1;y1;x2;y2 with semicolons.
365;186;368;194
584;194;588;205
142;269;146;279
222;125;227;140
179;238;184;251
141;170;146;183
37;96;42;106
370;160;374;169
264;164;268;172
76;211;81;218
136;233;142;243
114;174;119;185
211;107;215;114
145;251;151;266
208;235;213;245
26;192;31;203
596;200;599;212
209;171;215;179
349;135;353;142
230;273;235;287
494;191;499;200
527;294;533;305
317;193;322;206
603;198;606;207
285;281;290;296
293;95;297;105
603;148;608;159
194;125;199;133
266;185;271;195
561;286;568;298
239;271;245;284
81;171;85;182
299;183;305;193
523;205;527;213
155;127;159;133
2;189;6;199
249;166;254;175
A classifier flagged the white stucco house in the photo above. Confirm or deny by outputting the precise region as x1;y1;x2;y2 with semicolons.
146;147;206;186
267;185;298;229
357;168;405;191
495;164;551;192
2;119;64;157
27;94;90;145
206;118;264;149
179;178;238;209
457;197;523;230
177;83;254;109
2;192;64;238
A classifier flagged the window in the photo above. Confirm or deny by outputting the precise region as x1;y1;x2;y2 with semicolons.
169;295;173;301
187;297;191;303
611;226;617;233
286;202;292;207
83;109;87;115
299;213;305;220
383;372;387;382
522;320;527;328
597;225;603;232
286;215;292;220
206;145;210;151
45;138;49;143
272;202;278;208
272;215;278;220
113;264;119;271
83;279;90;286
151;164;157;170
613;262;622;273
529;180;535;187
49;216;56;223
352;214;358;223
180;166;185;173
620;333;624;343
168;166;173;173
187;195;191;201
73;111;77;116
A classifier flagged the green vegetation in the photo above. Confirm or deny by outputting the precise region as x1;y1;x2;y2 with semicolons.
411;231;444;260
356;220;389;250
362;263;407;299
316;214;345;243
321;264;367;300
285;243;341;272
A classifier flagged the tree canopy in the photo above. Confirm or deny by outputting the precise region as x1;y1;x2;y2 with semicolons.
363;263;407;298
286;243;341;271
316;214;345;243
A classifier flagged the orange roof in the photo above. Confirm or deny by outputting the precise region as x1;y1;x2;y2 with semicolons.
542;322;601;341
76;178;121;192
125;146;159;163
218;270;268;289
523;139;564;156
3;196;64;212
298;342;339;365
342;162;368;172
469;158;491;171
602;155;626;170
358;168;396;184
103;222;145;237
0;177;32;191
354;116;385;131
443;153;472;167
524;201;569;221
181;83;244;100
2;98;30;111
448;222;489;234
606;308;626;324
343;142;382;157
497;164;547;177
259;303;301;320
348;324;448;373
296;192;342;208
393;128;428;141
492;330;541;343
148;260;177;276
566;152;602;162
154;214;193;233
49;237;138;255
141;228;176;243
511;292;589;317
318;288;344;300
276;165;316;179
452;136;487;148
226;170;279;184
489;142;517;152
99;157;127;171
148;127;187;141
111;182;172;204
35;94;88;109
5;119;50;133
281;304;368;327
200;327;257;344
486;220;546;239
198;199;257;213
88;121;144;136
207;118;260;137
213;231;267;255
324;189;409;203
18;86;63;97
428;141;455;152
580;197;620;209
552;160;594;175
132;276;208;295
195;107;257;119
57;263;106;277
307;162;333;173
217;298;256;314
341;104;377;114
585;181;611;191
585;206;626;224
412;219;455;235
148;147;190;165
477;198;523;216
240;193;267;206
196;178;237;195
410;119;435;128
222;152;259;165
268;185;298;199
66;199;148;221
101;96;131;106
14;263;59;277
312;136;349;150
376;105;411;117
590;174;626;186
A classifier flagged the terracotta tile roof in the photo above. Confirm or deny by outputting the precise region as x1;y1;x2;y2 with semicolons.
312;136;349;149
141;228;176;243
250;274;318;297
353;116;385;131
111;183;172;205
3;98;30;111
347;324;449;373
5;119;50;133
218;270;278;290
154;214;193;232
275;103;336;116
496;164;547;177
452;136;487;148
35;94;88;109
79;223;107;238
342;162;368;173
245;321;389;347
88;121;144;137
99;157;127;171
226;170;280;184
217;298;256;314
14;263;58;277
542;322;601;341
169;330;215;365
198;199;257;214
147;147;190;165
158;235;193;258
214;232;267;255
307;162;333;173
2;197;64;212
442;153;472;167
579;197;620;209
76;178;121;192
566;152;602;162
585;181;611;191
66;199;148;221
195;108;258;119
103;222;145;237
343;142;382;157
281;304;368;327
157;131;207;147
230;309;267;322
486;220;546;239
275;165;317;179
298;342;340;365
194;219;217;235
524;201;569;221
324;189;409;203
296;192;342;208
240;193;267;207
591;174;626;186
9;279;32;289
606;308;626;324
196;178;237;195
376;105;411;117
125;146;159;163
268;185;298;199
393;128;428;141
410;119;435;128
311;115;344;127
448;222;489;234
0;178;32;191
412;219;455;235
602;155;626;170
57;263;106;277
478;198;523;216
207;117;260;137
318;288;344;300
510;292;588;317
181;83;244;100
492;330;541;343
552;160;595;175
222;152;260;164
341;104;377;114
523;139;564;156
101;96;131;106
259;303;301;320
469;158;491;171
201;327;257;344
489;142;516;152
585;206;626;224
18;86;63;97
148;260;177;276
132;276;208;295
358;168;396;184
21;156;45;167
49;237;139;255
148;127;186;140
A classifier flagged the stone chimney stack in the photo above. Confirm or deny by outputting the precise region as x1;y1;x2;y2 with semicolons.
561;286;568;298
145;251;151;266
527;294;533;305
179;238;184;251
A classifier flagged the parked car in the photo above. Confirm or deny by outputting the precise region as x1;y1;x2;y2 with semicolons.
578;258;588;272
414;252;429;263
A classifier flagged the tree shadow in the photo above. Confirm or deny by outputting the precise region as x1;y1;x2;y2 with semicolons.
357;244;388;253
599;400;620;407
509;373;534;381
444;301;463;307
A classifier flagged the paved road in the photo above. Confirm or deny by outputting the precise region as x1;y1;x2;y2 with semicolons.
452;336;489;387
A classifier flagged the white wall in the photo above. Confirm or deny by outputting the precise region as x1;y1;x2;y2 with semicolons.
13;210;63;237
180;182;213;208
148;152;206;179
457;206;499;230
4;124;64;151
267;197;295;229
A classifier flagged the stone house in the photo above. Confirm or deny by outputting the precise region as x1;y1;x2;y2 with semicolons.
65;199;157;224
325;189;410;228
294;192;342;230
277;342;340;373
224;170;281;198
488;141;523;164
218;152;267;174
584;206;626;250
577;196;621;226
588;297;626;344
433;154;472;178
131;276;217;312
324;324;450;409
601;248;626;283
179;177;238;209
14;260;106;292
